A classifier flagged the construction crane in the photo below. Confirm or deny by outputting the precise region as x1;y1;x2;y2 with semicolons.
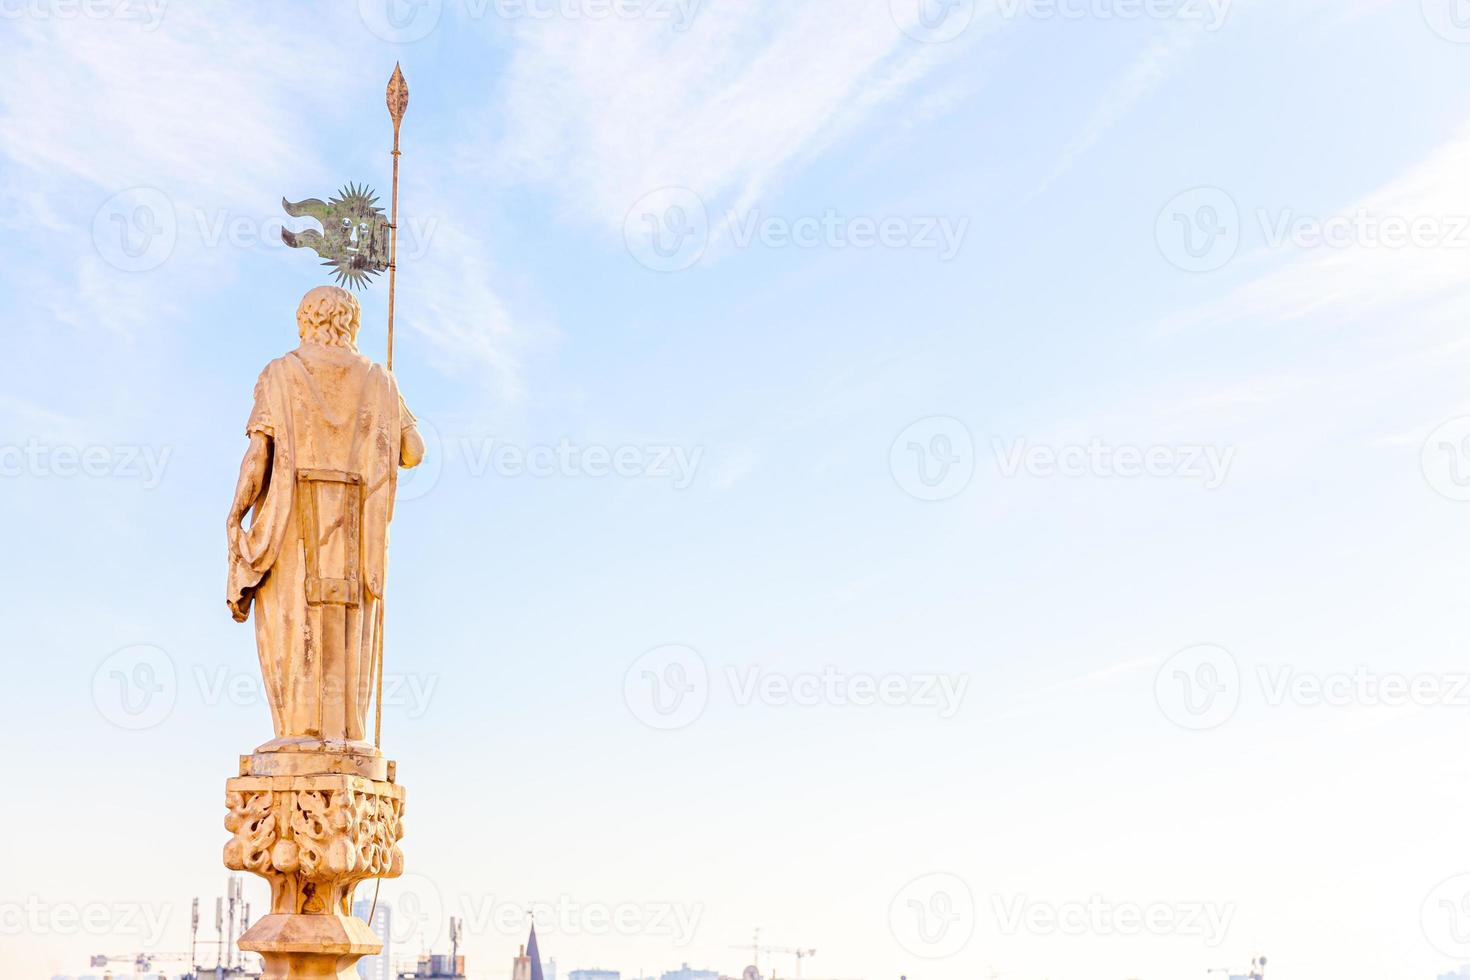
93;877;257;979
1207;955;1267;980
764;946;817;979
88;950;194;976
728;929;818;979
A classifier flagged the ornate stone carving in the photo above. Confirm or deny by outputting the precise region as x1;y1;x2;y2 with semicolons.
225;774;405;918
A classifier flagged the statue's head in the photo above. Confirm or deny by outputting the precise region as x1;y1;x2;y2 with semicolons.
296;285;361;349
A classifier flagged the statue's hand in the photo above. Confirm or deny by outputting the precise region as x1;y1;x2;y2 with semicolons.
400;424;426;469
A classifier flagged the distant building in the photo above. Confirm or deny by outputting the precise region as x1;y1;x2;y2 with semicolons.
661;965;718;980
569;970;620;980
546;956;558;980
1438;969;1470;980
512;923;547;980
351;899;392;980
408;953;467;977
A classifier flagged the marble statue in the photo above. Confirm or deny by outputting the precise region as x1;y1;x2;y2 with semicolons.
222;284;419;979
227;284;424;752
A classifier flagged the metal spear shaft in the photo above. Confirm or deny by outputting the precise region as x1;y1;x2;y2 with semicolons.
375;63;409;752
386;62;408;372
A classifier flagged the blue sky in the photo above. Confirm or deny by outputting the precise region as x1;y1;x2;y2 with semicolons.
5;1;1470;979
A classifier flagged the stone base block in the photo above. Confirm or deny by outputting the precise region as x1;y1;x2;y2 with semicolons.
240;912;381;979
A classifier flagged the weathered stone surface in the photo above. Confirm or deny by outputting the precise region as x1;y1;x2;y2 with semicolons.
224;772;405;917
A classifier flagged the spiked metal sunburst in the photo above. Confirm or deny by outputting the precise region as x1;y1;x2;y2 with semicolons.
280;181;392;290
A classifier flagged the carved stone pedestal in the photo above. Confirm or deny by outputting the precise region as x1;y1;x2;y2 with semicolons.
236;912;382;980
224;755;405;980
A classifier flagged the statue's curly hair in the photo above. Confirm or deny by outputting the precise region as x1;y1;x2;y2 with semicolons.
296;285;361;349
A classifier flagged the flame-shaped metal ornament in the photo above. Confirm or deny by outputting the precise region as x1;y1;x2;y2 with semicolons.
280;182;391;290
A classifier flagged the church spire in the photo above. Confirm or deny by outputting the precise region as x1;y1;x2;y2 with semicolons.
527;920;545;980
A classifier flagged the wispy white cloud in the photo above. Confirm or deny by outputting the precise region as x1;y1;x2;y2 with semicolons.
403;218;534;401
1163;125;1470;332
0;8;537;392
0;11;351;208
0;9;362;342
1032;23;1200;197
486;0;984;231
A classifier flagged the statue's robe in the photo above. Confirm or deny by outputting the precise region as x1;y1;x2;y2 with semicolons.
227;344;411;747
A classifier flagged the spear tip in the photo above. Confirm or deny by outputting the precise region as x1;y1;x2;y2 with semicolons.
387;63;409;128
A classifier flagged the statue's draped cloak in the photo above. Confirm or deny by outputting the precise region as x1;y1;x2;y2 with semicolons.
227;346;408;744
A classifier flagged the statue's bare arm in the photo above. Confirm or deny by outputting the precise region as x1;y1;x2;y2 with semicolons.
228;431;272;532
